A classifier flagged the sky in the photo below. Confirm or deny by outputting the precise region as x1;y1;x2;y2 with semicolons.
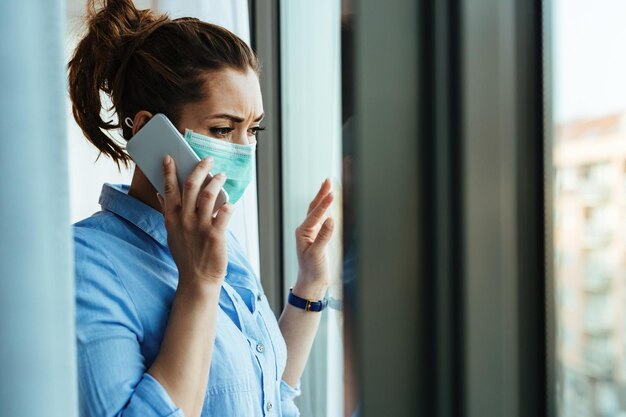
553;0;626;122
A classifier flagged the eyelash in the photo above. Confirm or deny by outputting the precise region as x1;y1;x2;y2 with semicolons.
209;126;266;137
210;127;234;136
250;126;266;135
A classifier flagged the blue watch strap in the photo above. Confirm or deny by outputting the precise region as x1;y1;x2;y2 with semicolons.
288;288;328;312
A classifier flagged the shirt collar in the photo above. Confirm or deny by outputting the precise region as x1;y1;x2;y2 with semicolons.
99;183;168;247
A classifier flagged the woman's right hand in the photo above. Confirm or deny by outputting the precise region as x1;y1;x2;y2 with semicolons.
157;155;233;288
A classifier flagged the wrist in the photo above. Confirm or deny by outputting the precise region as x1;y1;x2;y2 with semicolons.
176;278;222;300
291;280;328;301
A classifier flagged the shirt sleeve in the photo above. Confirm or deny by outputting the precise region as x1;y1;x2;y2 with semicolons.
279;379;302;417
75;231;183;417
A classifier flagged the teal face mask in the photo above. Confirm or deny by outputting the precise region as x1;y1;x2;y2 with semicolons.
184;129;256;204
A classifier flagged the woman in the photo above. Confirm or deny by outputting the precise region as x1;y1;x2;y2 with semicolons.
68;1;334;416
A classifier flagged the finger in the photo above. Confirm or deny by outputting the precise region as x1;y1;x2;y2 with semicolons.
162;155;181;215
212;202;234;231
182;157;214;218
301;192;334;230
309;217;335;254
307;178;332;215
196;173;228;223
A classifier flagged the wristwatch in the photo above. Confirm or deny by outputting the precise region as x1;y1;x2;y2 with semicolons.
288;288;328;312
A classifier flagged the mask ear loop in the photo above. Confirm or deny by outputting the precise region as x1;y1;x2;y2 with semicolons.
124;117;134;129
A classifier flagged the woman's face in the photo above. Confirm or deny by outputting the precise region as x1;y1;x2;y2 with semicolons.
177;67;264;145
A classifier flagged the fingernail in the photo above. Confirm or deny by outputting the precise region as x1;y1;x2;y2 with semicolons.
164;155;171;165
217;173;227;180
204;156;214;163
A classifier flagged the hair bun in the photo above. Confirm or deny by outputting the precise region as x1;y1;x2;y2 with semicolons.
86;0;168;76
68;0;169;168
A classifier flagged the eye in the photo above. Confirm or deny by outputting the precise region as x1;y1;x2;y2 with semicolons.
249;126;266;136
210;127;234;137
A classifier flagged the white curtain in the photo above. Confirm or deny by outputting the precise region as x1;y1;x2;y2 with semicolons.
0;1;78;416
157;0;250;44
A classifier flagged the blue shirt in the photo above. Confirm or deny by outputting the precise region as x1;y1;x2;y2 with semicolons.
74;184;300;417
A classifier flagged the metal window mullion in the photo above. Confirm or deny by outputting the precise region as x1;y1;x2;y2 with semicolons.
427;0;464;416
462;0;548;416
542;0;557;415
356;0;423;416
514;0;550;415
252;0;284;314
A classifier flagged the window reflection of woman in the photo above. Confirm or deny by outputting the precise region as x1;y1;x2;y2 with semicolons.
68;2;334;416
340;13;360;417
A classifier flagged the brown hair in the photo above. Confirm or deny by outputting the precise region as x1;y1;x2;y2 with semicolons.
68;0;259;168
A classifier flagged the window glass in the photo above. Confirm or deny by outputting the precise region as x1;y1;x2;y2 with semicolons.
553;1;626;415
279;1;344;415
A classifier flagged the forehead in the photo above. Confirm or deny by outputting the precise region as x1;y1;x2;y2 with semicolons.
191;68;263;117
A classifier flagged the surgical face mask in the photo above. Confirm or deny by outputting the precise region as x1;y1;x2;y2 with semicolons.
184;129;256;205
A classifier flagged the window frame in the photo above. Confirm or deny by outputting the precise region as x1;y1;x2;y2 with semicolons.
354;0;553;416
461;0;552;415
251;0;285;314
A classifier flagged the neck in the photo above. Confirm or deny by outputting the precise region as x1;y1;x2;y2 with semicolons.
128;168;163;213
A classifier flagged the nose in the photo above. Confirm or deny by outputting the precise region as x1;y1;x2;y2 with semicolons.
232;131;253;145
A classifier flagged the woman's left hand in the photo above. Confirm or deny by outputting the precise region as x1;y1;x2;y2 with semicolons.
293;178;335;300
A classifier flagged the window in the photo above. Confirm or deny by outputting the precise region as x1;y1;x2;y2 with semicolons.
552;0;626;415
279;1;343;415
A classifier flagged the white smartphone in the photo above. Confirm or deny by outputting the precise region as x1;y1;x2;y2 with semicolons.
126;113;229;214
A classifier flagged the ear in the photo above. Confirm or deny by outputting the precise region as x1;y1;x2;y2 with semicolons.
131;110;154;136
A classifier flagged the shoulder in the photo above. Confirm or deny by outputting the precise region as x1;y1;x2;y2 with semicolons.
73;210;127;242
73;213;143;343
73;212;128;282
74;213;117;272
73;210;144;268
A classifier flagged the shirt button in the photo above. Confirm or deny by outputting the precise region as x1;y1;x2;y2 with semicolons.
266;402;273;412
256;343;265;353
257;294;263;301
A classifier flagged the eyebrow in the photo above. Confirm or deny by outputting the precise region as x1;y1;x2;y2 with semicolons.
206;113;265;123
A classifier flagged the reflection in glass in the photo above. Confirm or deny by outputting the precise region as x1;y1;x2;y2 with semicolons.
340;1;359;416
